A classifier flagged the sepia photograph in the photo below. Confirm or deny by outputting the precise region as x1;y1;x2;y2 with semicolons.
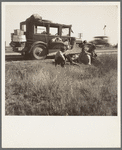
2;1;121;148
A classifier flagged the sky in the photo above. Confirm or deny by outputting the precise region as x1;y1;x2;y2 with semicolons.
3;2;120;46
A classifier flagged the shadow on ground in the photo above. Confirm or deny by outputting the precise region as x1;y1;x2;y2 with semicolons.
5;54;102;69
5;55;55;62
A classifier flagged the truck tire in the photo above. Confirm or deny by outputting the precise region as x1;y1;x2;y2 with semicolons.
31;44;47;60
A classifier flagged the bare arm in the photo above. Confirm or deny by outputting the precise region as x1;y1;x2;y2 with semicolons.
60;52;66;61
85;51;91;55
56;51;65;61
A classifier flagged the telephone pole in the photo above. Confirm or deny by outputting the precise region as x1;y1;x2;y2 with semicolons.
103;25;106;35
78;33;83;39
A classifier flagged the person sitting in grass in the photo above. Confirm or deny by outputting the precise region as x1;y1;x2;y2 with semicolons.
55;46;80;67
87;43;97;63
78;40;92;65
55;46;66;67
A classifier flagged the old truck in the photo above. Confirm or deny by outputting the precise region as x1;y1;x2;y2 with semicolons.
10;14;78;60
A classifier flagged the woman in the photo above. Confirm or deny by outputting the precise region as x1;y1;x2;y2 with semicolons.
78;40;92;65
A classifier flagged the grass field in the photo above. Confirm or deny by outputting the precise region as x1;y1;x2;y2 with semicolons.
5;54;117;115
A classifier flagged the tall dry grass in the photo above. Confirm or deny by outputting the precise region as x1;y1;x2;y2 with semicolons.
5;54;117;115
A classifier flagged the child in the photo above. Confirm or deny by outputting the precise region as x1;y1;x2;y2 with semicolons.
55;46;66;67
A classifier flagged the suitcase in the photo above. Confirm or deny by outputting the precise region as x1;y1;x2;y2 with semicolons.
12;35;26;42
14;29;24;35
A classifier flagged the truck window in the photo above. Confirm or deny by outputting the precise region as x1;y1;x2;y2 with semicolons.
35;26;47;34
50;27;58;35
62;28;69;36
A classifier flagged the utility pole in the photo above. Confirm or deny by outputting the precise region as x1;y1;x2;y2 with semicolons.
103;25;106;36
78;33;83;39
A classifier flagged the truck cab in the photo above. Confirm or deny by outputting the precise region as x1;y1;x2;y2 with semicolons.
10;14;76;59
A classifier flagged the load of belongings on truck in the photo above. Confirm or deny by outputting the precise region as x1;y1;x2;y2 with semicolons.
26;14;52;24
26;14;42;24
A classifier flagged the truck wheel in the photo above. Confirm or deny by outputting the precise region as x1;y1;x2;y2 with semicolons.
31;44;47;60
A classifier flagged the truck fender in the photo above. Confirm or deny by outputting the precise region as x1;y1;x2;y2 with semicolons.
29;41;48;53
